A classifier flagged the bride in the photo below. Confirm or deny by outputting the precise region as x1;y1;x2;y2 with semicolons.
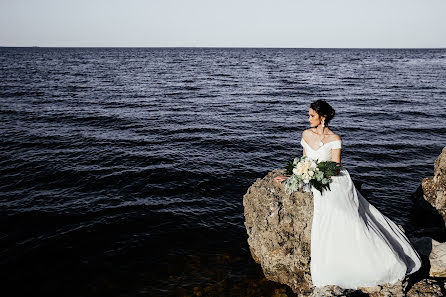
274;100;422;289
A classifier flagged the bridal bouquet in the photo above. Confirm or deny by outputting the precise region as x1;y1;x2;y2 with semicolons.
282;156;341;195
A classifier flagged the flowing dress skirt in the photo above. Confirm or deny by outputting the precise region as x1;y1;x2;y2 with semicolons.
310;168;422;289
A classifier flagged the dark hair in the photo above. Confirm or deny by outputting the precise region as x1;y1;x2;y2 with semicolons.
310;100;336;125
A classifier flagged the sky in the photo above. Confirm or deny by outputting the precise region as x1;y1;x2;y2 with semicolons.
1;0;445;48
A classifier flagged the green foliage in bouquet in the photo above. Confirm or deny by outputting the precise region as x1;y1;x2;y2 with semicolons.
282;156;342;195
310;160;341;193
316;160;340;179
285;159;296;176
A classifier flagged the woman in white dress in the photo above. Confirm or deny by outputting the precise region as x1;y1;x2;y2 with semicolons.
275;100;422;289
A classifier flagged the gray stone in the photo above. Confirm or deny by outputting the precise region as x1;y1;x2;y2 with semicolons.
309;285;351;297
407;278;444;297
429;241;446;277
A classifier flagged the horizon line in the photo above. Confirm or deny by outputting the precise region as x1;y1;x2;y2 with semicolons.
1;46;446;50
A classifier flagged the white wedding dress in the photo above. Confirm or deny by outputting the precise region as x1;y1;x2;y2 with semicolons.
301;138;422;289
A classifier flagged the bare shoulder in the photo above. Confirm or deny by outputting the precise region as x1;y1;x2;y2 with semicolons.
326;129;341;141
302;128;341;142
331;134;342;141
301;129;312;139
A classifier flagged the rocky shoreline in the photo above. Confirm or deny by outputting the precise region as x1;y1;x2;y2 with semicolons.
243;146;446;297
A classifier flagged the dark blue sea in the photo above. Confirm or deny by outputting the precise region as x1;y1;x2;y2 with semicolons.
1;47;445;296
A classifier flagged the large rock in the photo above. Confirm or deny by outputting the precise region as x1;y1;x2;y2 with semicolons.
421;146;446;225
243;169;314;295
408;147;446;242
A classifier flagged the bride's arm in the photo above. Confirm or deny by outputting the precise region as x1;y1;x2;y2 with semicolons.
331;148;342;175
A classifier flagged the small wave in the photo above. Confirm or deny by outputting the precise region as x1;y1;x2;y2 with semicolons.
342;77;362;80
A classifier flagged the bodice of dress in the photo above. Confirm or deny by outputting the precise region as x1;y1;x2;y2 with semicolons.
300;138;342;162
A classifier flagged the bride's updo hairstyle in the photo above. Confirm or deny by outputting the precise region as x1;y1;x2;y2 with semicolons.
310;100;336;125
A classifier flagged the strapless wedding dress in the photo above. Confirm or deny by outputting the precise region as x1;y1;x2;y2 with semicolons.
301;138;422;289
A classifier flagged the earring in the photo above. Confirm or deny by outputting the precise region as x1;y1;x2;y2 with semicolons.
321;119;325;128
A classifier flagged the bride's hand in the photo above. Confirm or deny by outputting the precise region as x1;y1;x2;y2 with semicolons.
334;167;341;176
274;176;287;182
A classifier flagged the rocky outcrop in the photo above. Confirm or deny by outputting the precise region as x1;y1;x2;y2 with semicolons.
421;146;446;225
410;147;446;278
243;146;446;296
243;169;314;296
407;279;444;297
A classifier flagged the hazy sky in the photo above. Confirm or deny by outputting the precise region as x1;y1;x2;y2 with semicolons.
1;0;445;48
